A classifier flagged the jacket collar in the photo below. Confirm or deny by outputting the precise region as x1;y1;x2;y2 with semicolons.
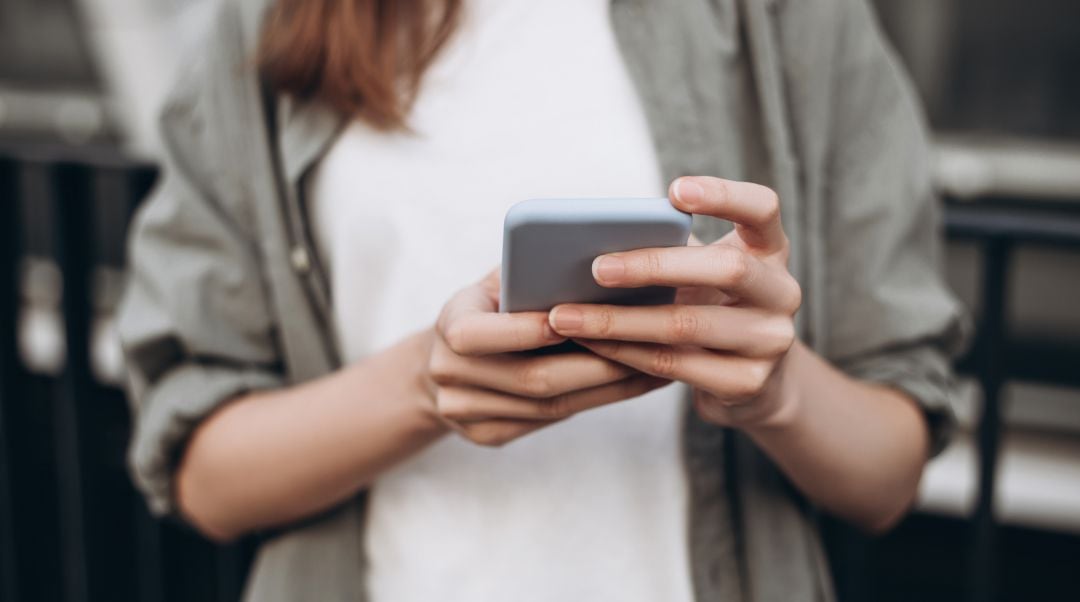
277;96;346;186
237;0;347;187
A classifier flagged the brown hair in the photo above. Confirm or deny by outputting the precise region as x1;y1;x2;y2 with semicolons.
258;0;462;130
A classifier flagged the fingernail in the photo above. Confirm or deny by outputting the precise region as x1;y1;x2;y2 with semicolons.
550;307;584;333
674;178;705;205
593;256;625;284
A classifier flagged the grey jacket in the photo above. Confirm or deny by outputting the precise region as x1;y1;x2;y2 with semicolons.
118;0;968;600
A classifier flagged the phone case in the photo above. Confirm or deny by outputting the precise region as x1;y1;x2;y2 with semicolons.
500;198;692;312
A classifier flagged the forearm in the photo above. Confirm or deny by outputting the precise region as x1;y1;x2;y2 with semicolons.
176;330;446;541
744;340;930;532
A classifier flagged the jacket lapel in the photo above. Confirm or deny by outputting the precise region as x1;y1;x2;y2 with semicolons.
277;96;347;187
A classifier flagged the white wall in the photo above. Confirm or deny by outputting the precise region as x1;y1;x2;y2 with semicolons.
73;0;216;156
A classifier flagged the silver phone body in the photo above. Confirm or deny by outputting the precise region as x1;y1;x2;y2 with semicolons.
500;198;693;313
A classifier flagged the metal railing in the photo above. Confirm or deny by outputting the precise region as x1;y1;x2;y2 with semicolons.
1;147;1079;601
0;147;252;602
945;200;1080;602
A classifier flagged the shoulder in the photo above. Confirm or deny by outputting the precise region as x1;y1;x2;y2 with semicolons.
189;0;272;58
162;0;277;133
766;0;882;54
755;0;891;102
155;0;279;226
233;0;277;55
767;0;862;23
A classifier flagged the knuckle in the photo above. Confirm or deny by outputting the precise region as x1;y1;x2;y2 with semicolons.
442;321;471;355
728;381;756;403
716;246;751;287
775;319;797;354
668;307;701;341
734;362;772;400
435;298;458;335
434;310;450;339
758;317;795;356
519;363;554;397
512;319;541;350
610;341;625;357
649;347;680;378
784;277;803;314
593;308;615;337
542;394;571;419
760;186;781;222
481;271;501;295
468;424;514;448
637;250;665;282
707;178;732;208
464;426;496;447
426;344;456;385
435;390;467;421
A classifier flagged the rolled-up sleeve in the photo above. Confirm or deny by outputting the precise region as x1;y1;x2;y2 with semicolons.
117;35;284;515
823;0;970;455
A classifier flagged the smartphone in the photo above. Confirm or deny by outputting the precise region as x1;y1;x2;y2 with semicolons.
500;198;693;313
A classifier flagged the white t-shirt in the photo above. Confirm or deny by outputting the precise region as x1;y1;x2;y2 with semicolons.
308;1;694;600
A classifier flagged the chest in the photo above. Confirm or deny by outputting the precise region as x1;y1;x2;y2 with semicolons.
309;0;669;358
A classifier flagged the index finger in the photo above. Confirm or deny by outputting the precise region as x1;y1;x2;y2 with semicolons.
437;272;565;355
670;176;786;253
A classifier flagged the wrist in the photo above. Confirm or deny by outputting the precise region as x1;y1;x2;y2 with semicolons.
349;328;448;438
404;328;450;436
740;341;806;434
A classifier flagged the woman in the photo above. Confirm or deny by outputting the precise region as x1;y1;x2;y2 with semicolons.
119;0;966;600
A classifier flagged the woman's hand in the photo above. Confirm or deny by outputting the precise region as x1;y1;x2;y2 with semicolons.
547;177;802;429
424;270;670;447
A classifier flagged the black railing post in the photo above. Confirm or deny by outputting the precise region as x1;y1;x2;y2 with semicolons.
835;524;869;602
51;160;95;602
217;545;246;602
0;156;21;602
123;165;166;602
968;236;1011;602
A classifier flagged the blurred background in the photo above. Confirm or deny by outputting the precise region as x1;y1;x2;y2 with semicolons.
1;0;1078;600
